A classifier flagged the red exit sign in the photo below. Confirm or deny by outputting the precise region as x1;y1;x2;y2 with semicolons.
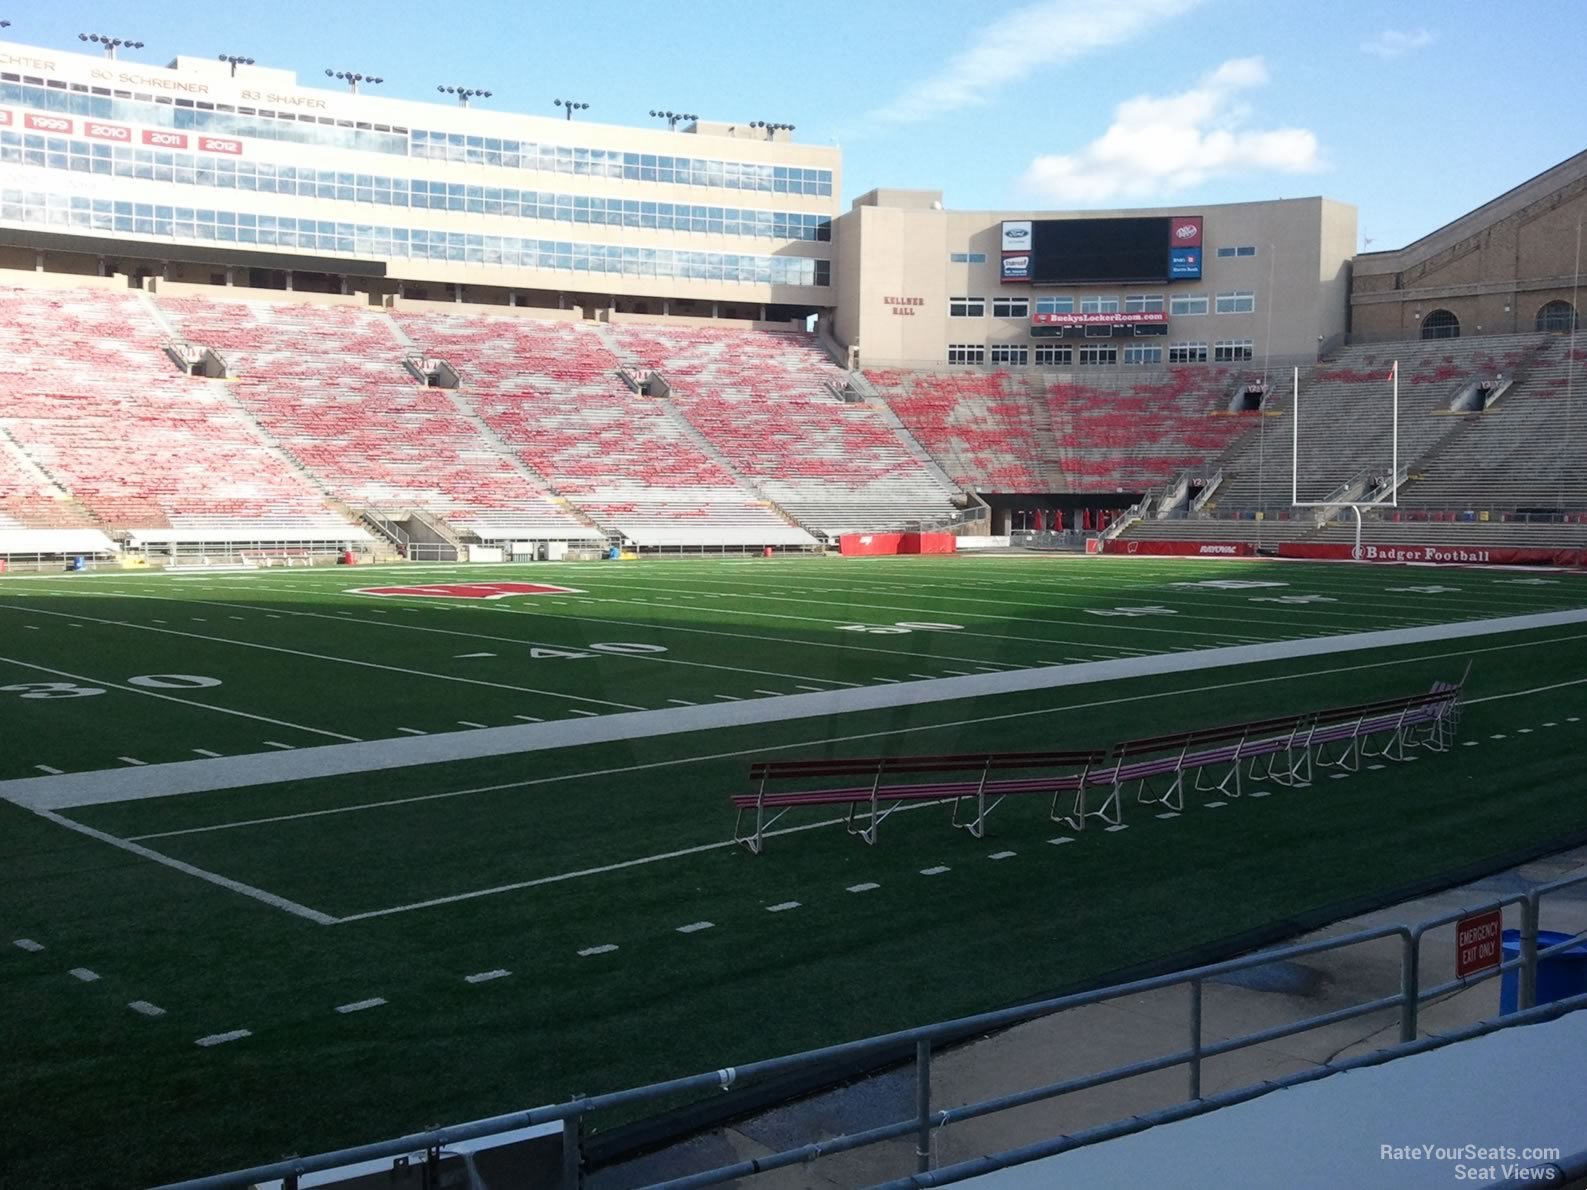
1455;909;1503;979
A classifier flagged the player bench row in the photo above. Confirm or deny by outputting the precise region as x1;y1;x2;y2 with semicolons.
730;669;1468;854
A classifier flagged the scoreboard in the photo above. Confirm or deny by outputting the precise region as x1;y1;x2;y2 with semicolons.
1002;215;1201;284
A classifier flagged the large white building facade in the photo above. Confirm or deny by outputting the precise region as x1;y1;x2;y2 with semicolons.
0;39;839;318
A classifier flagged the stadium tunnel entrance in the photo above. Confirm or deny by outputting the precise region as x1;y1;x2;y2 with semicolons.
978;492;1142;535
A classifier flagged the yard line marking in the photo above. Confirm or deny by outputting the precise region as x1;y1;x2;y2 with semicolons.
676;921;714;934
34;765;63;775
32;809;337;924
397;727;428;736
118;757;147;767
128;1000;165;1017
668;699;698;706
69;968;100;982
192;749;223;759
14;939;44;952
920;865;951;876
0;604;645;713
263;741;296;750
335;998;386;1014
21;615;1587;818
0;653;360;745
847;883;880;893
513;715;543;723
196;1030;251;1047
767;902;801;912
457;721;488;729
988;851;1017;860
465;970;511;984
578;944;618;957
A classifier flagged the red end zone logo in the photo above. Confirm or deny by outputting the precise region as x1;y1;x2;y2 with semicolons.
349;581;585;600
350;582;584;600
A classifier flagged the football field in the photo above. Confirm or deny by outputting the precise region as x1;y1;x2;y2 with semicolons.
4;553;1587;1187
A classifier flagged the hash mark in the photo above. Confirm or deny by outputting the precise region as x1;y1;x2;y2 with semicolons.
794;685;826;692
69;967;101;982
117;757;147;767
567;709;600;717
920;865;950;876
1329;773;1351;781
13;939;44;952
1105;825;1130;833
846;882;880;893
34;764;63;775
1156;812;1180;820
577;944;618;957
676;921;714;934
667;698;697;706
754;689;784;697
335;998;386;1014
1248;790;1272;798
397;727;427;736
192;749;222;758
196;1030;251;1047
1048;837;1075;846
714;694;743;701
988;851;1017;860
263;741;295;750
767;901;801;912
513;715;543;723
465;969;511;984
457;721;488;729
128;1000;165;1017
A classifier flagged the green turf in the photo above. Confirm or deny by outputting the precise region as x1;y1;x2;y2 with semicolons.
2;554;1586;1186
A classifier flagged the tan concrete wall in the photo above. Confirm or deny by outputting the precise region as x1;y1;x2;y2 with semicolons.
832;195;1355;366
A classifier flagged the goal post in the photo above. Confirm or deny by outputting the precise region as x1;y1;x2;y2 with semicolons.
1291;360;1401;554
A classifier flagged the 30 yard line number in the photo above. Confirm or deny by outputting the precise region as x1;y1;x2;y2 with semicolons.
1;674;224;700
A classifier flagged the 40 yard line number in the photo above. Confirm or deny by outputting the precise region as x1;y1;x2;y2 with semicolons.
835;622;965;635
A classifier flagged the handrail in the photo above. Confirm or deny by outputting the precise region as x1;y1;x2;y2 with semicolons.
158;863;1587;1190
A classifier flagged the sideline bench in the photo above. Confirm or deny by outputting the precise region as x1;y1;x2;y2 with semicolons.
729;666;1469;852
731;751;1107;854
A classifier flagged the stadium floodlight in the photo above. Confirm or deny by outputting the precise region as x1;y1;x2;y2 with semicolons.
218;53;255;77
0;20;11;28
749;120;795;139
79;32;145;59
554;98;589;121
438;85;492;107
650;109;698;130
325;69;383;94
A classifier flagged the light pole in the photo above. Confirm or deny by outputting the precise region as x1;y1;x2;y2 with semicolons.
749;120;794;140
650;109;698;130
218;54;254;77
325;70;383;94
438;85;492;107
79;33;144;59
554;98;589;121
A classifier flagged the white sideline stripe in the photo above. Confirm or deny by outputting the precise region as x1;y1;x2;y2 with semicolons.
335;997;386;1014
196;1029;250;1047
192;749;223;758
465;969;510;984
14;938;44;952
0;653;359;744
31;809;337;924
676;921;714;934
128;1000;165;1017
847;883;880;893
13;611;1587;816
767;901;801;912
106;628;1587;853
578;944;618;957
69;967;100;982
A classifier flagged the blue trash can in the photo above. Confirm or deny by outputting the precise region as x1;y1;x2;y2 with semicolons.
1499;929;1587;1014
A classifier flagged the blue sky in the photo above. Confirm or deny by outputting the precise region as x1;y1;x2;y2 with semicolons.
28;0;1586;249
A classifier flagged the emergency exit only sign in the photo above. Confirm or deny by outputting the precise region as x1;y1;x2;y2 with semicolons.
1456;909;1503;978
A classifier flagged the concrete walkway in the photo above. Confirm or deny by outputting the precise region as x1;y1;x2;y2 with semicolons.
590;846;1587;1189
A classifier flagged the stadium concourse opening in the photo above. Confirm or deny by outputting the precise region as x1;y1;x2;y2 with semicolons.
1;21;1587;1190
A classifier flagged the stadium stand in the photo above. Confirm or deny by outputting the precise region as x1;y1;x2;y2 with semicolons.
613;323;961;535
0;287;354;539
394;310;815;547
159;297;596;543
867;369;1061;492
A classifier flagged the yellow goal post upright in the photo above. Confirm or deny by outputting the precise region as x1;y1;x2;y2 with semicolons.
1290;360;1400;556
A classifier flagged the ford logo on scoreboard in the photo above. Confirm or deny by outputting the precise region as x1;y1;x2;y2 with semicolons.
1001;253;1031;282
1001;220;1032;250
1169;247;1202;279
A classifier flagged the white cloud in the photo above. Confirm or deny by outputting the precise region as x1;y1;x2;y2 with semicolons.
866;0;1201;125
1361;28;1437;59
1019;57;1322;206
